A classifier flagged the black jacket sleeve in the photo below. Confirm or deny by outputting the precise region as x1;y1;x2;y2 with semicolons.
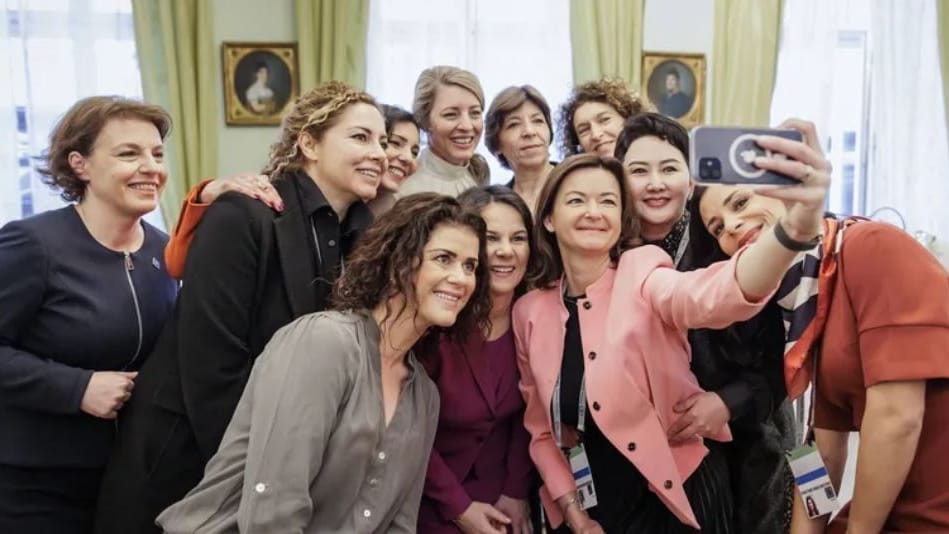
0;220;93;414
707;301;787;426
174;194;264;461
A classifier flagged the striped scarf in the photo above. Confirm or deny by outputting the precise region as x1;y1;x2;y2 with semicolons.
775;245;822;362
779;216;866;399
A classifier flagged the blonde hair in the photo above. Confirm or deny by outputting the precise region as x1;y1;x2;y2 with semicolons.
411;66;490;184
412;66;485;132
263;81;380;177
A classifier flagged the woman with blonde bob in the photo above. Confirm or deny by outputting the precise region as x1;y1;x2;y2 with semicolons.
96;81;388;533
398;65;491;198
158;193;492;532
484;85;556;213
513;137;830;532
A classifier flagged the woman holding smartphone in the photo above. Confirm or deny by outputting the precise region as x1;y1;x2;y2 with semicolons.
613;113;795;533
514;126;829;533
693;122;949;534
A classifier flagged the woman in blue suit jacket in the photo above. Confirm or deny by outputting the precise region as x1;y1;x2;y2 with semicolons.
0;96;178;533
418;186;536;534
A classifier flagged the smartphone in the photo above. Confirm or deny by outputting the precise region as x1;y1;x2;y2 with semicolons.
690;126;804;185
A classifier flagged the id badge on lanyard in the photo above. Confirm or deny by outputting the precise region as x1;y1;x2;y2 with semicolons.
787;442;839;518
786;349;839;519
553;373;598;510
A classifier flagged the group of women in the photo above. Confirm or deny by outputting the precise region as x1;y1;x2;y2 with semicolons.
1;63;946;534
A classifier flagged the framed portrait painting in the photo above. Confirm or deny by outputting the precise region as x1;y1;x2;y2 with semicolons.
222;42;299;126
642;52;706;128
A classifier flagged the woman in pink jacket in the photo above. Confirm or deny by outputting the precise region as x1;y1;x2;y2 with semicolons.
513;135;831;533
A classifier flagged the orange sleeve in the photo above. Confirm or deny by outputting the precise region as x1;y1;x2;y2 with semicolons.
164;179;214;279
840;222;949;386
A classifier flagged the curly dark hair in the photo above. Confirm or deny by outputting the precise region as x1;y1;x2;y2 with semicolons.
37;96;172;202
557;78;645;158
332;193;492;346
457;185;536;297
529;154;642;289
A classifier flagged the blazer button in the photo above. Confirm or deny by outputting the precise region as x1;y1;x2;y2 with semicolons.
588;351;597;360
627;442;636;451
583;301;592;310
592;401;600;411
664;480;673;489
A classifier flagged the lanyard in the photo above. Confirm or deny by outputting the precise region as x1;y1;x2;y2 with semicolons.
803;344;820;444
552;368;587;449
673;229;690;267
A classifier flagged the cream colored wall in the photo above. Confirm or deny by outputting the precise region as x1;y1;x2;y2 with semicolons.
643;0;716;123
209;0;717;175
212;0;296;177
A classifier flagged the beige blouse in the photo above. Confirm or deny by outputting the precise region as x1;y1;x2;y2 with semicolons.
396;148;485;198
157;310;440;533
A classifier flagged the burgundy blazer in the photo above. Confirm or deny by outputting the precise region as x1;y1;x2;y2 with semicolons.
417;330;533;531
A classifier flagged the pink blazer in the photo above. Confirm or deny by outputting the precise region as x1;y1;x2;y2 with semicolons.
512;245;772;529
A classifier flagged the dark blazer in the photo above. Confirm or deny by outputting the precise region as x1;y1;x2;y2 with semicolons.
0;206;176;469
680;227;796;534
95;174;371;534
417;331;533;532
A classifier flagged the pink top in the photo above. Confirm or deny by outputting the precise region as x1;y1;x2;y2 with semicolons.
512;245;773;529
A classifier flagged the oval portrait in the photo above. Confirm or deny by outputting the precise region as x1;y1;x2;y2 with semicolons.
233;50;293;117
646;60;697;119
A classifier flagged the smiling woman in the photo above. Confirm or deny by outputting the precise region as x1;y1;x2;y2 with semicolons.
398;66;491;198
485;85;557;214
514;149;831;532
0;96;178;533
95;81;390;534
157;193;491;533
558;78;645;159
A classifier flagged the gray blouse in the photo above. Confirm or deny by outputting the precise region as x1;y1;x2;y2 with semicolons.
157;310;440;533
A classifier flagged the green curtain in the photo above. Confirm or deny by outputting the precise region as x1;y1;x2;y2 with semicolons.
132;0;218;227
710;0;783;126
938;0;949;141
570;0;645;86
296;0;370;91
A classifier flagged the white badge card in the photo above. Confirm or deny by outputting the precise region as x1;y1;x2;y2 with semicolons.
569;445;598;510
787;442;839;519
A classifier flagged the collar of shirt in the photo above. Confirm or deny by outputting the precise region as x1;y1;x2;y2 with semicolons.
358;309;420;385
292;171;373;238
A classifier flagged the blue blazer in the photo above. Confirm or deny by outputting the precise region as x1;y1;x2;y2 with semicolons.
0;206;177;468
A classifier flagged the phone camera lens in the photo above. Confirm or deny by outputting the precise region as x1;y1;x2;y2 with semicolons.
699;157;721;180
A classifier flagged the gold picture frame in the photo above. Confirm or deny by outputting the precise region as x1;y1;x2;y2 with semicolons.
222;41;299;126
642;52;706;129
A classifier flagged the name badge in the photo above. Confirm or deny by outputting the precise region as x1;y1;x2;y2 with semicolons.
569;445;598;510
786;442;840;519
